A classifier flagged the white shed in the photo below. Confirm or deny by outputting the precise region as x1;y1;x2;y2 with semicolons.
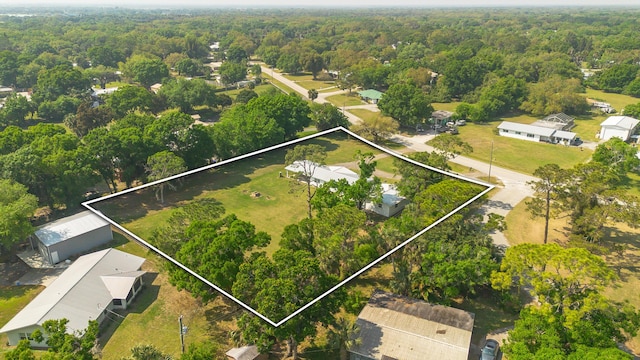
31;211;113;265
599;116;640;141
366;184;409;218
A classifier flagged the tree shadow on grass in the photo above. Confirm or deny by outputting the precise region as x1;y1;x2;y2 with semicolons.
93;136;343;223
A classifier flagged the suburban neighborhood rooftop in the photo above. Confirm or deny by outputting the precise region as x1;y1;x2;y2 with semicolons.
600;115;640;130
349;290;475;360
0;248;145;335
34;211;110;247
497;121;556;137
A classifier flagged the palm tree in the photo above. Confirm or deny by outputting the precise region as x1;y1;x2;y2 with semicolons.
328;317;362;360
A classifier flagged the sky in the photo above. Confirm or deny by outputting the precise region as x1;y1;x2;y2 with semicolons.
3;0;640;8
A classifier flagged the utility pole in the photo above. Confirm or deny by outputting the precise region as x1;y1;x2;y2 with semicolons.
488;140;494;184
179;315;185;354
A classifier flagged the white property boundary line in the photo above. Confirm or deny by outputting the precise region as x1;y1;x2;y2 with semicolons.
83;127;494;327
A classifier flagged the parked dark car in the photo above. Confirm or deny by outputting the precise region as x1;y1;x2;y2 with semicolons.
480;339;500;360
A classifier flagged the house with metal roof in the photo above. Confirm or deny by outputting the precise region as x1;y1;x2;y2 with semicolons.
531;113;575;131
498;121;556;142
348;290;475;360
0;248;145;347
365;183;410;218
226;345;267;360
285;160;360;187
284;161;408;217
599;116;640;141
497;121;578;145
358;89;384;104
30;211;113;265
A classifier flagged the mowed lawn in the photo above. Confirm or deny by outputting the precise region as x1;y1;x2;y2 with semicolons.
282;73;336;91
0;286;45;357
99;238;238;359
95;131;393;255
585;88;639;114
454;121;593;174
326;93;365;107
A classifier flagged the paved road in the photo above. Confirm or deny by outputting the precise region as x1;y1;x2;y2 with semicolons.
261;64;537;246
391;134;537;247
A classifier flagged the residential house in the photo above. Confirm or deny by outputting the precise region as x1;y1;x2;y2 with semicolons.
497;121;578;145
358;89;384;104
285;160;360;187
599;116;640;141
348;290;475;360
284;161;407;217
31;211;113;265
0;248;145;347
150;83;162;94
365;183;410;218
531;113;575;131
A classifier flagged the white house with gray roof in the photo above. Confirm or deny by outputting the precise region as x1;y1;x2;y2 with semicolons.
284;161;407;217
497;121;578;145
31;211;113;265
0;248;145;347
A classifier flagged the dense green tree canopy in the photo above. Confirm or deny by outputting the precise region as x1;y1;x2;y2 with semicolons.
32;64;91;103
32;319;99;360
120;55;169;89
0;179;38;254
212;103;284;159
246;92;311;141
219;61;247;85
232;248;343;359
157;78;217;113
377;81;433;127
592;137;640;176
169;214;270;302
493;244;640;359
520;75;589;116
106;85;155;119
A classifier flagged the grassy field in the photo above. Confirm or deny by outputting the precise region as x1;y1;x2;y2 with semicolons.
431;102;461;112
281;73;336;91
585;88;639;113
348;108;383;123
326;93;365;107
97;238;238;359
0;286;45;357
620;172;640;197
94;132;396;254
452;120;593;174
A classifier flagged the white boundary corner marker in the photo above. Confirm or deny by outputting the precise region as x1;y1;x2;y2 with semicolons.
83;126;494;327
